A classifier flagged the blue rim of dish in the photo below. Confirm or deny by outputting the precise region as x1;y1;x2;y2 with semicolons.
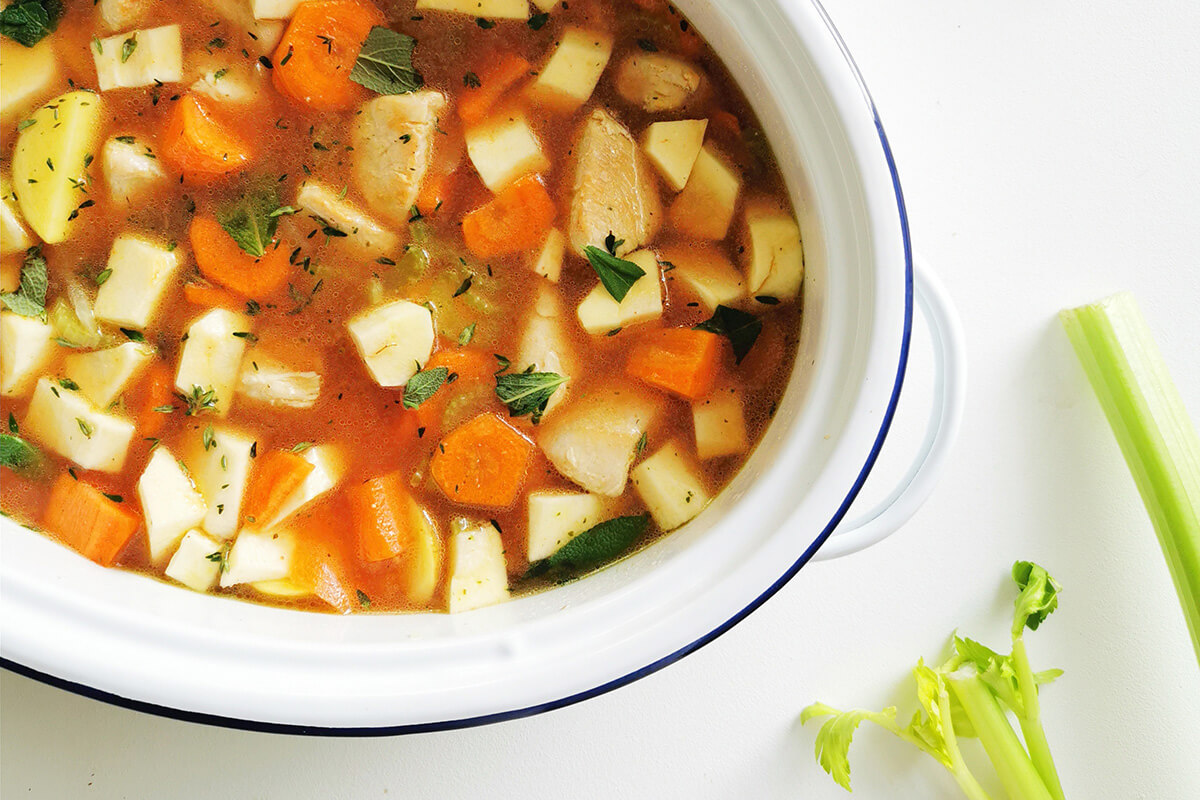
1;3;914;737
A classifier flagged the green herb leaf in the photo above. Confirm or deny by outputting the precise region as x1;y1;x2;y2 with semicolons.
0;246;48;317
8;412;17;434
475;17;495;29
0;0;62;48
350;26;423;96
637;38;658;52
205;542;231;573
463;71;481;88
290;441;314;453
202;424;216;451
0;433;42;474
538;514;649;573
694;304;762;364
583;245;644;303
216;184;282;258
95;268;112;286
102;492;123;503
457;322;476;346
403;366;449;409
495;370;566;424
527;12;549;30
58;378;79;391
356;588;371;608
76;417;94;438
453;275;472;297
120;33;137;63
120;327;146;343
180;385;219;416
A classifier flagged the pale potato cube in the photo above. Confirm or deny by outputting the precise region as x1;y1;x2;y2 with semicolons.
529;228;565;282
539;388;660;497
0;312;55;397
642;119;707;192
0;39;59;120
743;199;804;299
527;491;605;562
175;308;251;418
62;342;154;408
661;243;746;311
576;250;662;334
101;136;167;206
251;0;304;18
251;579;309;599
256;444;344;529
692;388;749;460
631;440;710;530
669;144;741;240
416;0;529;18
93;25;183;92
236;356;321;409
221;528;295;587
23;377;135;472
464;113;549;192
615;53;703;113
532;28;613;112
184;425;255;539
517;284;575;416
93;234;182;330
1;173;34;255
137;447;208;561
164;529;223;592
190;64;264;106
447;519;509;613
99;0;152;29
347;299;435;387
530;0;557;10
295;181;399;257
352;91;449;224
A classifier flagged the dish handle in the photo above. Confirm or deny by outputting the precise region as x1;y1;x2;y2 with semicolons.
814;255;967;560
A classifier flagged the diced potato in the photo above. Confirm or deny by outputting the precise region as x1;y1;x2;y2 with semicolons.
101;136;167;206
256;444;344;529
692;388;749;459
669;144;741;240
446;518;509;613
251;0;304;18
93;25;183;92
164;529;223;592
346;299;434;387
517;284;576;416
631;440;710;530
416;0;529;18
532;28;613;112
12;91;104;244
615;53;704;113
190;64;264;106
23;377;135;472
464;113;549;193
295;181;399;257
184;425;255;539
742;199;804;299
352;91;449;225
62;342;154;408
530;0;557;10
175;308;251;418
1;174;33;255
567;109;661;257
538;388;660;496
0;39;59;120
221;527;295;587
529;228;565;282
403;503;443;606
236;356;321;409
251;579;308;598
0;312;55;397
197;0;283;50
137;447;208;561
93;234;182;330
660;243;746;311
642;119;707;193
98;0;153;30
527;490;606;562
576;250;662;334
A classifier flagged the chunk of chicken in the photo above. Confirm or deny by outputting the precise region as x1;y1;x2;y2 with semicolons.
295;181;399;256
516;284;577;418
614;53;704;113
99;0;152;30
567;109;662;257
352;91;449;225
237;356;321;409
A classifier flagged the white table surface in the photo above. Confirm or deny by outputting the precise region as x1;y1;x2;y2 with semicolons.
3;1;1198;797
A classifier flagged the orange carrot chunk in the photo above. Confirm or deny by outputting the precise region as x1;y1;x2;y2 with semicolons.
290;496;357;613
244;450;315;526
626;328;722;400
430;412;534;510
414;347;499;434
457;52;532;125
42;475;141;567
183;282;246;311
160;94;253;182
189;216;293;299
461;176;556;259
273;0;384;112
347;471;414;562
137;361;177;437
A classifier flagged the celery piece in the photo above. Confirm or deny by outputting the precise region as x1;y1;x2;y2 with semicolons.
1060;292;1200;661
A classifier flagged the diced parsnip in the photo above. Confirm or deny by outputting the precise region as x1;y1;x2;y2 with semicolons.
742;199;804;299
692;388;749;459
531;28;613;112
164;529;222;592
0;39;59;120
416;0;529;18
642;119;707;193
527;490;606;562
446;518;509;613
538;388;660;497
175;308;251;418
404;503;443;606
93;25;183;91
669;144;742;240
631;439;710;530
184;425;255;539
0;312;55;397
464;113;550;193
0;174;33;255
352;91;449;225
98;0;153;30
615;53;704;113
295;181;399;257
11;91;104;244
346;299;435;387
198;0;284;50
190;64;264;106
256;444;345;529
660;243;746;311
137;447;208;561
567;109;662;257
62;342;155;408
529;228;565;282
101;136;167;206
220;527;295;587
251;578;309;598
576;250;662;334
23;377;135;472
93;234;182;330
237;356;321;409
251;0;304;18
517;284;576;416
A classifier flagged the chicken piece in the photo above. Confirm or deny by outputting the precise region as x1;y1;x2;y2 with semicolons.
295;181;399;256
614;53;704;113
516;284;577;418
567;109;662;257
101;136;167;206
98;0;152;29
352;91;449;225
237;356;321;409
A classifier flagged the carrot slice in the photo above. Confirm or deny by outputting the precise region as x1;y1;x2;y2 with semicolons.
430;412;534;509
416;169;458;218
347;471;414;562
272;0;385;112
711;109;741;141
289;495;356;613
244;450;314;526
42;475;141;567
189;216;293;299
183;282;246;311
160;94;253;182
458;52;532;125
137;361;177;437
414;347;499;434
461;176;556;259
626;327;722;400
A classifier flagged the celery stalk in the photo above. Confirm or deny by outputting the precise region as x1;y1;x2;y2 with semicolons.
1060;293;1200;661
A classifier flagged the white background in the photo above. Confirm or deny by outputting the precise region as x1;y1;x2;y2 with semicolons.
3;0;1199;797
